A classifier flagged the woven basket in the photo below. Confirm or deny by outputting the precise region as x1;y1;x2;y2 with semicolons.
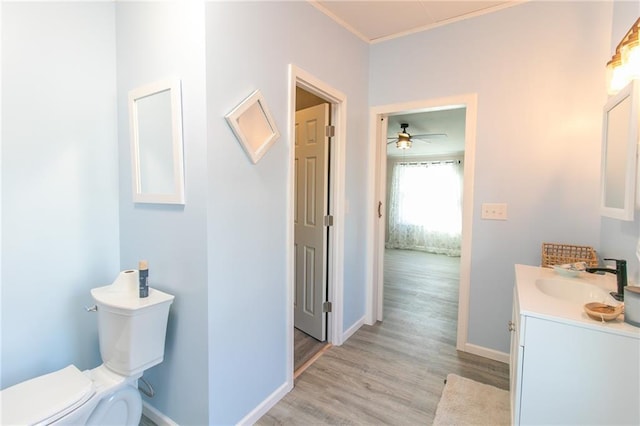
541;243;598;268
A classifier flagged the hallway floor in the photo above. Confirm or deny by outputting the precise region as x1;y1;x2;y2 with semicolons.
257;249;509;424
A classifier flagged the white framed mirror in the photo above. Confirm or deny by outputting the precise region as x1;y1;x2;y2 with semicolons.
129;80;185;204
600;80;638;221
225;90;280;164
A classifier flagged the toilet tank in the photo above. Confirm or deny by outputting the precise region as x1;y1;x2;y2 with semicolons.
91;285;174;377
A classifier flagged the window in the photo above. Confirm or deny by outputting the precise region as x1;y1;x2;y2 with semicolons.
387;160;462;255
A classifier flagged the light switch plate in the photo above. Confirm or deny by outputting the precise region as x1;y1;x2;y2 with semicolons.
481;203;508;220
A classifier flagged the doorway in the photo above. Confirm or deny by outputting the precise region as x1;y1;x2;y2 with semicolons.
368;94;478;354
287;65;347;385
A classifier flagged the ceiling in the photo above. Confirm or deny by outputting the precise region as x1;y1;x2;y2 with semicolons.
309;1;521;158
386;108;466;158
311;0;518;43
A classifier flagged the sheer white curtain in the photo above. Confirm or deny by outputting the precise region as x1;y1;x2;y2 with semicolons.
386;160;463;256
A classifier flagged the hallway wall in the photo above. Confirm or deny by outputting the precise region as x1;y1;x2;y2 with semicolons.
205;2;369;423
371;1;611;353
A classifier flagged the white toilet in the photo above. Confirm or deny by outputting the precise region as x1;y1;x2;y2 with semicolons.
1;271;174;425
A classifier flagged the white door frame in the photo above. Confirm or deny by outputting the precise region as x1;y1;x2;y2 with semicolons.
366;93;477;354
286;65;346;387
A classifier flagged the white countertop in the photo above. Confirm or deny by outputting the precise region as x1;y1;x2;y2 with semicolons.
515;264;640;339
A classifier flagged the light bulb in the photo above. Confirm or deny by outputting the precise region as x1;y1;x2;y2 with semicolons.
621;31;640;81
395;133;412;149
606;52;628;95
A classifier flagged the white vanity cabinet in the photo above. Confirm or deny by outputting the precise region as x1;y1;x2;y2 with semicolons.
511;265;640;425
509;289;523;425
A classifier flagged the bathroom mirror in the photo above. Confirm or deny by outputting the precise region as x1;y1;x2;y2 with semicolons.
600;80;638;221
129;80;185;204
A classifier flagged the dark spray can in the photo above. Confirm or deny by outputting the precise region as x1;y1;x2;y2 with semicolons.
139;260;149;298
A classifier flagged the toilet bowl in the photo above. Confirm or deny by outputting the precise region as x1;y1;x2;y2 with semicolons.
1;365;141;425
0;271;174;426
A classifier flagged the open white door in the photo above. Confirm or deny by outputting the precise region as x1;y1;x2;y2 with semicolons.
374;115;388;322
294;103;330;341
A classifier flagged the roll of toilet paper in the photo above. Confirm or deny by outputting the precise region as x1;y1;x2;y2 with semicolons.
109;270;139;295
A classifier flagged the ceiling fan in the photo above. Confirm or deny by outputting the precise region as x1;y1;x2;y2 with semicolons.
387;123;447;149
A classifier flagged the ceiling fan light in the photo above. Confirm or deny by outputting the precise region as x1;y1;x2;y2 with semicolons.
396;133;412;149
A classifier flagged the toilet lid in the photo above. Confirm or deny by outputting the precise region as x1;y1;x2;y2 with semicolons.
0;365;94;425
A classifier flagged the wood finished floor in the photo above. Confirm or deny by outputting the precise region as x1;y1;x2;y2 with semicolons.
294;328;327;372
257;249;509;425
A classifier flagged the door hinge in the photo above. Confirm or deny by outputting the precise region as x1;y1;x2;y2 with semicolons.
325;125;335;138
324;215;334;226
323;301;332;312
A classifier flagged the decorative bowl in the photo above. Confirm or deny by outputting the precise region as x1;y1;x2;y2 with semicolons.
552;262;586;277
584;302;623;322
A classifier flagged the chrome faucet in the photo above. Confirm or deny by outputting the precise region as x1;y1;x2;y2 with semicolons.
586;258;627;301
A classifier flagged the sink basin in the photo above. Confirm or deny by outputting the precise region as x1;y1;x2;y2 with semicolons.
535;278;611;304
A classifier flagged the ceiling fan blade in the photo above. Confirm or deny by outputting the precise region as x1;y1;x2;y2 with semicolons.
387;139;399;145
411;133;447;139
411;138;431;144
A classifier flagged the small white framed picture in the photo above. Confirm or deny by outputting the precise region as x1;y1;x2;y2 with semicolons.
225;90;280;164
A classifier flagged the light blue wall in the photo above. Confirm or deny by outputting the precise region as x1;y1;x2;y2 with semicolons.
370;1;612;353
599;1;640;284
205;2;368;423
1;3;120;387
115;2;210;425
1;1;368;424
4;1;635;425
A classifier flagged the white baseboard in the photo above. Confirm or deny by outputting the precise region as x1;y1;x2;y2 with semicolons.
341;315;365;343
461;342;509;364
238;317;365;425
234;321;503;426
238;317;366;425
142;401;178;426
236;380;292;426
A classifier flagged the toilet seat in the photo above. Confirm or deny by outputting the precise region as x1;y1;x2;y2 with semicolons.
1;365;95;425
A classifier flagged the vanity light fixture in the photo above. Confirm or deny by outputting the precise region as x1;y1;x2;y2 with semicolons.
621;26;640;81
607;17;640;94
606;52;627;95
